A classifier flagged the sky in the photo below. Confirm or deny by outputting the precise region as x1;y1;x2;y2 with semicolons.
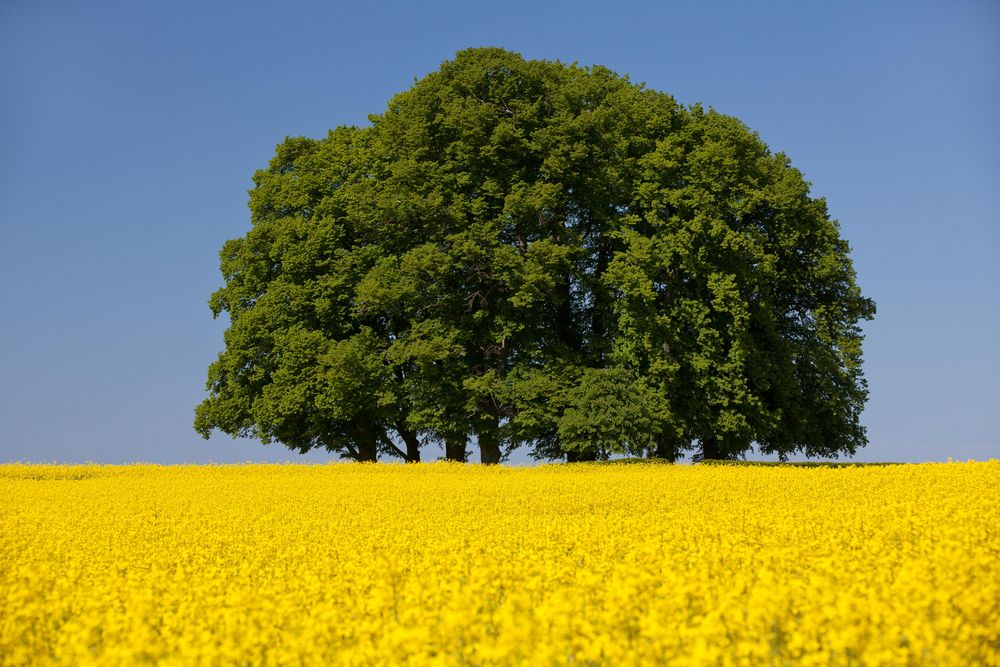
1;0;997;464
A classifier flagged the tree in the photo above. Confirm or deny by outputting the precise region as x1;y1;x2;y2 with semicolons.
196;47;874;463
605;106;875;460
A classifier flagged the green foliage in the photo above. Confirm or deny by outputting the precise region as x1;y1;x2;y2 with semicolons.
196;48;875;463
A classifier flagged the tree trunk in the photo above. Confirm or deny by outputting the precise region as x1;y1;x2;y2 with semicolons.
397;424;421;463
356;428;378;462
477;417;502;465
566;449;597;463
653;434;678;462
700;435;721;462
445;436;467;463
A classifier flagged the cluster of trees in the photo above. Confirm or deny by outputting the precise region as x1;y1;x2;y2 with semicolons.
195;48;875;464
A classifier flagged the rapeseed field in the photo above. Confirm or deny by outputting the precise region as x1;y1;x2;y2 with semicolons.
1;462;997;665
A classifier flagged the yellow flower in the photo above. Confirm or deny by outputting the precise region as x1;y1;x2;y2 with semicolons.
1;461;997;665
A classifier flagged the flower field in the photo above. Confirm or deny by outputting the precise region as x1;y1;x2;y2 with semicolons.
1;462;997;665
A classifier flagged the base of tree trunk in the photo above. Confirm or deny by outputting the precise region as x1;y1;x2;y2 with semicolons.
357;441;378;462
700;436;721;462
445;438;467;462
654;435;678;462
476;417;502;464
478;436;501;465
399;429;421;463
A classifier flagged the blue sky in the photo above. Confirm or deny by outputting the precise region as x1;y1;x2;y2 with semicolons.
1;0;997;464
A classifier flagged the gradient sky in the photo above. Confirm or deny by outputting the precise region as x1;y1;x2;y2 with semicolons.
1;0;997;464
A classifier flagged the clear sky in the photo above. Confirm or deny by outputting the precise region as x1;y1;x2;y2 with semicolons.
1;0;997;464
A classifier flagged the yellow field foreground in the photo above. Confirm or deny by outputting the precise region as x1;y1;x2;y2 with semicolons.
1;461;997;665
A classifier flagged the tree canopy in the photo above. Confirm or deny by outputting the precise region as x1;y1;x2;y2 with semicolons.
195;47;875;463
